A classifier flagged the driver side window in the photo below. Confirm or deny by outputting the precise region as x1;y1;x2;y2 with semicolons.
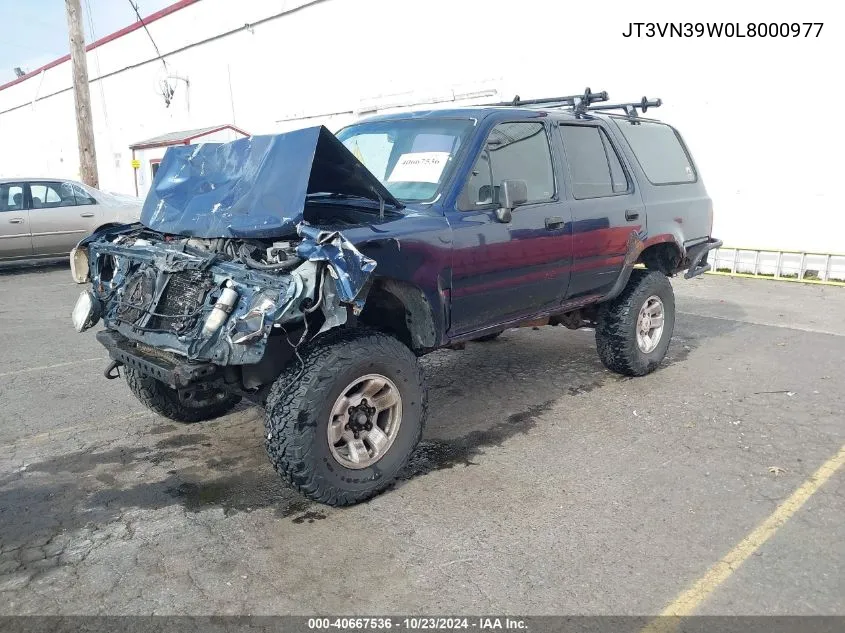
460;121;555;210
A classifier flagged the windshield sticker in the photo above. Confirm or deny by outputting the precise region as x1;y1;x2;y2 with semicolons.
387;152;450;184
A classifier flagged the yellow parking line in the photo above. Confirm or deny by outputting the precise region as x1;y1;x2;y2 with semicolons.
0;357;103;378
643;443;845;632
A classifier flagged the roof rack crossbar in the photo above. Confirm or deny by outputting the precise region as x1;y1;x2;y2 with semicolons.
481;90;663;119
585;97;662;117
487;87;609;110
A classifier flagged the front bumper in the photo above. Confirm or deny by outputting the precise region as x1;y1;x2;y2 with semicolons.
96;330;217;389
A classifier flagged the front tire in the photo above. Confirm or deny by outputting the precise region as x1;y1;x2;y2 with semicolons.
124;368;241;423
264;330;427;506
595;269;675;376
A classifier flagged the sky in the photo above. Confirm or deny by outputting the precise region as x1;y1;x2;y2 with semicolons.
0;0;174;83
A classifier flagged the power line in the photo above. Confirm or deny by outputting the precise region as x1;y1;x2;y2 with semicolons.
127;0;168;73
127;0;176;105
1;0;334;116
83;0;112;144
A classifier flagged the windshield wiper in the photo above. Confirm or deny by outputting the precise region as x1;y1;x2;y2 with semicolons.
306;192;404;211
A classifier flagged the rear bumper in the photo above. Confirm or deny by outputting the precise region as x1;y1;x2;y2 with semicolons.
96;329;217;389
684;238;723;279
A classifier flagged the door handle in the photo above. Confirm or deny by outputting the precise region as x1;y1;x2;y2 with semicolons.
80;212;95;218
625;209;640;221
8;217;24;224
545;216;565;230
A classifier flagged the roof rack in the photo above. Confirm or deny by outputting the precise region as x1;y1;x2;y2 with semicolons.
487;87;609;111
486;88;662;119
584;96;662;118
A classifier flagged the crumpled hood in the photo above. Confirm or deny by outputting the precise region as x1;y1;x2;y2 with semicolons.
140;125;401;239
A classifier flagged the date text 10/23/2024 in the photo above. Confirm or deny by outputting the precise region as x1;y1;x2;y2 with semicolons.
622;22;823;38
307;618;528;630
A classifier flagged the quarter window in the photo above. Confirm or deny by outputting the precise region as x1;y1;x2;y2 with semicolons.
559;125;630;199
462;122;555;208
614;119;696;184
72;183;97;205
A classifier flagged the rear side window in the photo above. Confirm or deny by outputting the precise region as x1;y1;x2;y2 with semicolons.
615;119;696;184
559;125;630;199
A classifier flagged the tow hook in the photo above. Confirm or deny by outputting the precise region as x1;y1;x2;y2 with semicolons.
104;359;123;380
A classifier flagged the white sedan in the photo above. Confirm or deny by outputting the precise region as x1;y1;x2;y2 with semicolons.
0;178;142;261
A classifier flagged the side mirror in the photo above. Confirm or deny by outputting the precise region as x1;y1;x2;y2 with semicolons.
494;179;528;223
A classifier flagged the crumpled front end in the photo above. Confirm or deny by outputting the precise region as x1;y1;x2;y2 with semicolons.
71;223;376;369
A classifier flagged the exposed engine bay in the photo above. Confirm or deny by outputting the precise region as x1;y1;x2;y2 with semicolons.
67;124;408;401
71;221;376;380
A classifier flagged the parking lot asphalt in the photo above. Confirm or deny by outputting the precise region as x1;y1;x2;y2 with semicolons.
0;262;842;616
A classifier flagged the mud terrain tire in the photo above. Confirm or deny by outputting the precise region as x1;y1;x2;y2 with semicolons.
474;331;503;342
125;367;241;423
264;330;427;506
595;269;675;376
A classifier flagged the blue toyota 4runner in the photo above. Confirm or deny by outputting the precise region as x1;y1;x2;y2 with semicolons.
71;90;721;505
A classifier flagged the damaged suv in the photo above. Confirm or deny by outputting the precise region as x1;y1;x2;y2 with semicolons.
71;90;720;506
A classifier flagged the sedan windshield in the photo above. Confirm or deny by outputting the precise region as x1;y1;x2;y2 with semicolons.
335;118;473;202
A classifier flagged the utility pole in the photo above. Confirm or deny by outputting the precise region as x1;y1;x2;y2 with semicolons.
65;0;99;188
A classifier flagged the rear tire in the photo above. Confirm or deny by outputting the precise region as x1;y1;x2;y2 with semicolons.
264;330;427;506
124;368;241;423
474;331;503;342
595;269;675;376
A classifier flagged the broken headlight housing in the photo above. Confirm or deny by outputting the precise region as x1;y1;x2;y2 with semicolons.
69;246;90;284
72;290;102;333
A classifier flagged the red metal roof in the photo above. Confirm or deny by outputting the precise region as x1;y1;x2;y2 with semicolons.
0;0;201;93
130;124;249;150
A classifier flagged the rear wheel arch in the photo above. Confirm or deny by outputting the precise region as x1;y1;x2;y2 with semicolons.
595;269;676;376
638;240;684;275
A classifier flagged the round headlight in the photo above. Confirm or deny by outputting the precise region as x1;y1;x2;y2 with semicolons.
71;290;102;333
70;246;90;284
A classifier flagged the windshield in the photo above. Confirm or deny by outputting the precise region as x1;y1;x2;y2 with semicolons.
335;118;473;202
